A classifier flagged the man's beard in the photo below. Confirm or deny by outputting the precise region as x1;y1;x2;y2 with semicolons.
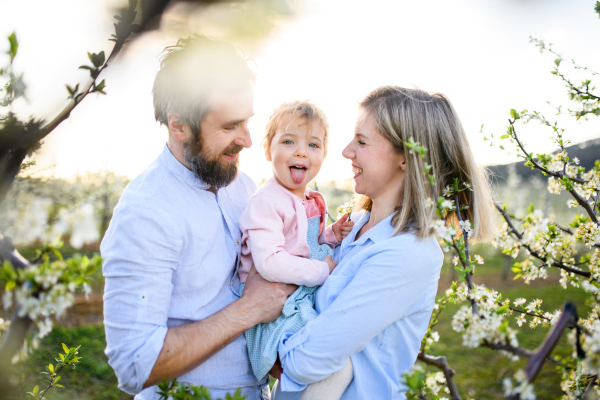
183;130;243;189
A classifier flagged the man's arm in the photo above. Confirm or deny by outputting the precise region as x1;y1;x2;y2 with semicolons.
144;267;296;387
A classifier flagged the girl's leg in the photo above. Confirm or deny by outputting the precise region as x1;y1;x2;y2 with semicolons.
298;358;353;400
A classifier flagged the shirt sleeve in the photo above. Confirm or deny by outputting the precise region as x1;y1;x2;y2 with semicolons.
240;196;329;287
278;244;435;391
101;204;181;395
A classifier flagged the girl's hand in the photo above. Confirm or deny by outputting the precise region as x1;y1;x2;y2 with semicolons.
332;214;355;243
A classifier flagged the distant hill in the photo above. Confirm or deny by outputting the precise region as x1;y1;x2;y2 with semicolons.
487;137;600;182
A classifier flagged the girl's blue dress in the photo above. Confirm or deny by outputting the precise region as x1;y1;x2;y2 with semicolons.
241;215;334;380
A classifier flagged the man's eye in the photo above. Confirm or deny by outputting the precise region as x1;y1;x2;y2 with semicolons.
224;125;237;131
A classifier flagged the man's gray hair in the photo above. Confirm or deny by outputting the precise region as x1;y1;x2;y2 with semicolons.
152;35;257;133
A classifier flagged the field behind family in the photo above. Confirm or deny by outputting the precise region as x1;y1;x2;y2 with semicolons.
2;147;599;400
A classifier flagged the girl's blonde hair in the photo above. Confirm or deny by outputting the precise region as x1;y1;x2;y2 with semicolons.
263;100;329;155
357;86;496;242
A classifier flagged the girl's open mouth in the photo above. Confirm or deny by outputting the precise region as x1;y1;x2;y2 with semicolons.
290;165;307;184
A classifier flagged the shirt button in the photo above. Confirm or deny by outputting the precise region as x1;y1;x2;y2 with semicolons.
236;240;240;246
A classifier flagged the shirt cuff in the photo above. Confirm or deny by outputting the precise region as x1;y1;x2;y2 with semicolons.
280;372;307;392
324;226;340;246
278;330;309;392
130;326;168;394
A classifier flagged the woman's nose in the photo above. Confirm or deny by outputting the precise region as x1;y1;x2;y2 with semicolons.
342;141;354;159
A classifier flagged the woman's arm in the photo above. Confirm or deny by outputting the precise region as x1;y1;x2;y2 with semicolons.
278;244;438;391
240;196;329;287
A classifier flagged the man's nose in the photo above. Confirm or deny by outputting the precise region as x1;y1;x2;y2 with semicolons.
235;124;252;148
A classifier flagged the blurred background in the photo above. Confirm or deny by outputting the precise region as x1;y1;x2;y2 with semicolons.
1;0;599;398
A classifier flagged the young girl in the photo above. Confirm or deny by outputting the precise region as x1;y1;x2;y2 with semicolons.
238;101;354;399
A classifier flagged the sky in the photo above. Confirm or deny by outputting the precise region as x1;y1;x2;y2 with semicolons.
1;0;599;185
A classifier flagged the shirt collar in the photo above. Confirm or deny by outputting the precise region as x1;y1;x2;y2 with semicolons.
160;144;211;191
350;211;395;246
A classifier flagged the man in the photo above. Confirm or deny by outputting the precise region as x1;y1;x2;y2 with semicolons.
101;35;295;400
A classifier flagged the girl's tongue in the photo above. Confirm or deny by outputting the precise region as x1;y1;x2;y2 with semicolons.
290;167;306;184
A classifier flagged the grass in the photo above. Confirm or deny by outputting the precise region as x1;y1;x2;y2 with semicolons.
6;242;593;399
424;285;589;399
5;324;132;400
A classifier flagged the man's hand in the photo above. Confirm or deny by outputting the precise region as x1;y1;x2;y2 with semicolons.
332;214;355;243
241;266;297;325
324;255;337;274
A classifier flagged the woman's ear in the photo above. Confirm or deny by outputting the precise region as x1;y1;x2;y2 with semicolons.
399;153;407;171
168;113;188;142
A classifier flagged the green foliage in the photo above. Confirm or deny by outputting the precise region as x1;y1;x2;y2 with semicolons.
595;1;600;18
157;379;247;400
27;343;81;400
7;32;18;62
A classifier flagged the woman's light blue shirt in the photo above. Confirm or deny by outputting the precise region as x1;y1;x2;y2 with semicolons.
277;212;443;400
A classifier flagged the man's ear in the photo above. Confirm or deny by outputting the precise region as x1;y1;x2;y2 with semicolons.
168;113;188;142
399;153;407;171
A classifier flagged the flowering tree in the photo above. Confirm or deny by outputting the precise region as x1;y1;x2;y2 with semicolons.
402;4;600;399
0;0;293;396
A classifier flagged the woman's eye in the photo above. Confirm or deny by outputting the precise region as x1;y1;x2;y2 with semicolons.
358;140;366;146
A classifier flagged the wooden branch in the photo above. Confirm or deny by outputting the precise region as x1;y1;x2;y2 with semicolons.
417;352;462;400
454;193;478;315
506;303;578;400
494;203;592;278
483;343;533;359
567;188;599;225
524;303;577;381
508;119;587;185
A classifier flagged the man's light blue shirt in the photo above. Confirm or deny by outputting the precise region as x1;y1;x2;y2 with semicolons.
101;145;267;400
276;212;444;400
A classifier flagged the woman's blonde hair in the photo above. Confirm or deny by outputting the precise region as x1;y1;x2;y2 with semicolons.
357;86;496;242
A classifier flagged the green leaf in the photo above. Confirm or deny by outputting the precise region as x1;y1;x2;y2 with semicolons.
54;384;64;388
33;385;39;395
5;280;15;291
62;343;69;353
48;363;54;373
595;1;600;18
500;134;510;139
7;32;18;62
510;109;520;120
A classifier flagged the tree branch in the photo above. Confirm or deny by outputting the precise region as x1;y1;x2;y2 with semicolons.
417;352;462;400
494;203;592;278
508;119;587;185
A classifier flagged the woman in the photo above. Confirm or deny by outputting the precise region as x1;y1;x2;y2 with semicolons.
272;86;496;399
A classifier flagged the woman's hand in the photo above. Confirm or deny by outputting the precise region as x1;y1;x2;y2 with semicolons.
332;214;355;243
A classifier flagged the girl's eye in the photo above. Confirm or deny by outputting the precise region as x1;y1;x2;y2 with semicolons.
309;143;318;148
283;140;293;145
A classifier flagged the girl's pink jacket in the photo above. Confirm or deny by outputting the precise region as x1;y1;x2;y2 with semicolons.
238;177;339;286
